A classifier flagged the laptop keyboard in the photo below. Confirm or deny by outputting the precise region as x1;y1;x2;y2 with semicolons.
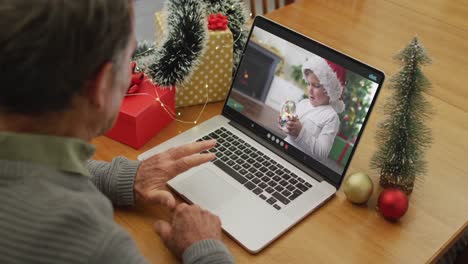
196;127;314;210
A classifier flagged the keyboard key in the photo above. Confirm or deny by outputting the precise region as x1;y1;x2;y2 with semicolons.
250;153;259;159
266;187;275;194
259;194;267;200
268;181;277;187
236;159;245;164
245;149;252;154
217;146;226;152
235;150;243;156
272;192;290;205
298;178;305;183
281;190;291;197
248;167;256;173
257;157;265;162
290;173;298;178
289;178;298;185
233;164;241;171
241;154;249;160
273;204;281;210
272;176;281;182
296;183;309;192
277;170;285;176
253;162;262;168
259;167;268;173
244;181;256;190
274;185;284;192
252;178;261;184
284;168;291;173
220;156;228;162
202;136;211;140
270;165;278;172
264;161;271;167
225;150;232;156
289;189;303;200
239;169;247;175
242;163;251;169
213;160;247;184
254;172;263;178
286;185;295;191
279;180;288;186
245;173;254;180
289;192;301;200
259;182;267;189
217;138;225;143
282;174;291;180
226;160;235;166
305;182;313;188
253;188;262;195
261;176;270;183
266;171;275;177
231;155;239;161
266;197;277;205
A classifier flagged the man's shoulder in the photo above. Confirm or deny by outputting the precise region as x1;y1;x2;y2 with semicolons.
0;173;121;263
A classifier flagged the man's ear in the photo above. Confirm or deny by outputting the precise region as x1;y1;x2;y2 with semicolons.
85;62;114;109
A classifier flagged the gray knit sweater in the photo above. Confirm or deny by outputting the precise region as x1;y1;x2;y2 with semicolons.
0;132;234;264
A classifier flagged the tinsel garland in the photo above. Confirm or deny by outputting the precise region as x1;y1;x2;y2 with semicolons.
146;0;208;87
133;0;248;87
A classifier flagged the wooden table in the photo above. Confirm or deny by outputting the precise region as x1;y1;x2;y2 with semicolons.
92;0;468;262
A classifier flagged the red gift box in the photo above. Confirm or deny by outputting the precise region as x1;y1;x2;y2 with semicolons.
106;78;175;149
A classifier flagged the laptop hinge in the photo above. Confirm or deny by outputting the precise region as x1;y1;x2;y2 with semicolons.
228;120;327;184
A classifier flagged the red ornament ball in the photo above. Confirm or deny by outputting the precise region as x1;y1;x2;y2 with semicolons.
377;188;409;221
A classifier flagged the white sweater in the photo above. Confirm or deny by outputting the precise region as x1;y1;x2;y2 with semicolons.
285;99;340;159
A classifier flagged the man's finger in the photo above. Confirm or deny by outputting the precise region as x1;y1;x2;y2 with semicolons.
154;220;172;242
173;153;215;175
168;139;217;160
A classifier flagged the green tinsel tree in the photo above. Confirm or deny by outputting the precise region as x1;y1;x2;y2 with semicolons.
371;37;433;194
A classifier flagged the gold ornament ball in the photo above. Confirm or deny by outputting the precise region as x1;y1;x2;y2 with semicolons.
343;172;374;204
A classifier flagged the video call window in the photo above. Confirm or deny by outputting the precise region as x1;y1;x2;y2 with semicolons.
228;27;379;174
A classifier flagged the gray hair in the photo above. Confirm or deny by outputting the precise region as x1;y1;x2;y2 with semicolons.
0;0;132;114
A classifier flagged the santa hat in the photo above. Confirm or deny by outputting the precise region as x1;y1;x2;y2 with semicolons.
302;56;346;113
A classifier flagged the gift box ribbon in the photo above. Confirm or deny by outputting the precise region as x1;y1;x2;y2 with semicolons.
208;13;228;31
128;62;144;94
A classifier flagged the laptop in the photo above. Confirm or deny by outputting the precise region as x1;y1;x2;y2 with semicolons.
139;16;385;253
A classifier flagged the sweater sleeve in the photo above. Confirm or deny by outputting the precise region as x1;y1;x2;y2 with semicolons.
90;224;150;264
86;157;141;206
293;114;340;159
182;239;235;264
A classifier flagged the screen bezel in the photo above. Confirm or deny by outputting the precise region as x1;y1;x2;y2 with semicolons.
222;16;385;188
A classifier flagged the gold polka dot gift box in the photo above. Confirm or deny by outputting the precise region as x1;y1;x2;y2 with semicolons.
155;12;233;108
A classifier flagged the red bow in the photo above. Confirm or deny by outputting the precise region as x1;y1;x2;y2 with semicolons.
208;13;228;31
128;62;144;94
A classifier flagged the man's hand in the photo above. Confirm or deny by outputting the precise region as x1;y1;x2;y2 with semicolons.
134;140;216;208
285;116;302;138
154;203;222;258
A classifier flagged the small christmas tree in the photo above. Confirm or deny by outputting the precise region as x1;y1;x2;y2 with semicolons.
371;37;433;194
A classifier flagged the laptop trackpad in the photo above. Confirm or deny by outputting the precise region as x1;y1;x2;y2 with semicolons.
177;168;240;212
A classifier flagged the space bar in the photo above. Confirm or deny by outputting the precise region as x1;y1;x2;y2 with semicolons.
213;160;247;184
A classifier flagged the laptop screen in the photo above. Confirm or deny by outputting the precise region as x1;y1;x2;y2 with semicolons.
223;17;384;187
